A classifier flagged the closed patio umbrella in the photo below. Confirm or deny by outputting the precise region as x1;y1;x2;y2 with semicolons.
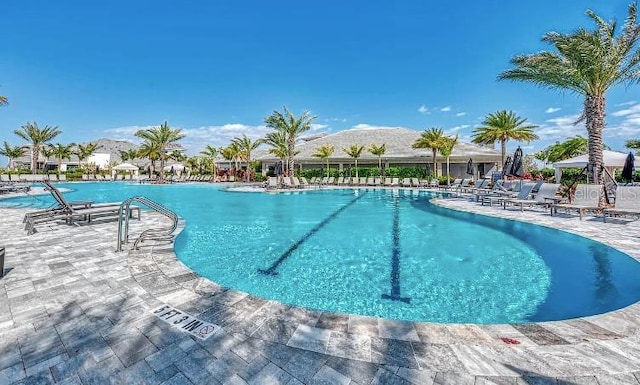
466;158;474;176
502;156;513;177
621;152;635;182
509;147;524;178
274;161;283;176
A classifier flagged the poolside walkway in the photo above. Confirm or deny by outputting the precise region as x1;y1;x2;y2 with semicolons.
2;193;640;384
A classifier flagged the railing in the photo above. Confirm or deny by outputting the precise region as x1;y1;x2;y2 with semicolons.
116;196;179;252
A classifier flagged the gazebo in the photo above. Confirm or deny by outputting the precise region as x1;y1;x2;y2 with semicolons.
112;163;139;178
553;150;640;181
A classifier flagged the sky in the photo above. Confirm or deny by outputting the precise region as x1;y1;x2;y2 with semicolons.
1;0;640;161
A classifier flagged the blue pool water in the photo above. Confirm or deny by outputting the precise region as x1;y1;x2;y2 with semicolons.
4;182;640;324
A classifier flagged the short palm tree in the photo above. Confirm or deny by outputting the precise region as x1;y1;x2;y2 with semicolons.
438;135;458;185
499;2;640;204
200;145;219;176
51;143;75;174
369;143;386;176
118;149;138;162
537;136;590;163
74;142;103;174
0;142;26;169
137;141;161;176
40;146;56;172
264;130;290;173
344;144;365;179
221;144;240;175
471;111;538;168
412;127;446;177
14;122;61;173
626;139;640;155
135;121;185;183
231;134;263;181
0;95;7;106
313;145;335;178
264;106;316;173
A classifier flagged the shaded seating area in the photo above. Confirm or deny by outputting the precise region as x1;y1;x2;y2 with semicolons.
24;181;140;235
502;183;561;211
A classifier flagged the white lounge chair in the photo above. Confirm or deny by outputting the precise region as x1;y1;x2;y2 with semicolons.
503;183;561;211
551;184;602;220
603;186;640;222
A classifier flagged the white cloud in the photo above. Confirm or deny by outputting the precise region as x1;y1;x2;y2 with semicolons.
440;106;452;112
616;101;637;107
534;114;585;140
612;103;640;117
351;123;404;130
447;125;470;133
324;117;347;123
418;105;429;114
455;112;466;117
545;107;561;113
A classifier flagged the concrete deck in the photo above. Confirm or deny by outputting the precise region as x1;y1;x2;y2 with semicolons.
2;191;640;384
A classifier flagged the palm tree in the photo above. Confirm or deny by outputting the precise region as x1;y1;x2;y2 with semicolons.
51;143;75;174
471;111;538;168
626;139;640;155
536;136;600;163
412;127;447;177
368;143;386;176
118;149;138;162
137;141;161;176
264;130;290;173
0;142;26;169
170;150;187;163
76;142;103;169
221;145;240;177
438;135;458;185
313;145;335;178
231;134;264;181
200;145;219;176
0;95;7;107
14;122;61;173
344;144;365;179
499;3;640;205
40;146;56;172
264;106;317;173
135;121;185;183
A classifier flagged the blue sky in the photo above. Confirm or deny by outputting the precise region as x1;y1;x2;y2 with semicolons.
1;0;639;159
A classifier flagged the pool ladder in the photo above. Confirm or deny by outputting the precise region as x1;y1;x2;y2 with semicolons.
116;196;179;252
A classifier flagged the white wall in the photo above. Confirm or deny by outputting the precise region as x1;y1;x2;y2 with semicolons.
87;153;111;168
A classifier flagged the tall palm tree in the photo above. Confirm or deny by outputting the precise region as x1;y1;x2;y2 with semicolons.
231;134;264;181
135;121;185;183
14;122;61;173
313;145;335;178
0;142;26;169
499;2;640;204
438;135;458;185
200;145;219;176
76;142;103;168
264;106;317;173
412;127;447;177
471;111;538;168
51;143;75;174
344;144;365;179
368;143;386;176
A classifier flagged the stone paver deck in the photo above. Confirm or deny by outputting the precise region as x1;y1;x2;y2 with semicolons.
2;189;640;384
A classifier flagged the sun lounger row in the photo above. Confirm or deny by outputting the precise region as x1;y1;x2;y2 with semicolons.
305;176;433;187
1;174;66;182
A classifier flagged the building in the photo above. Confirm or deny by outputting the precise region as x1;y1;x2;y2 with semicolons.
255;127;502;179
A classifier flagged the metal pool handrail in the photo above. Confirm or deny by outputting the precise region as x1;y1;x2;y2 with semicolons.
116;196;179;252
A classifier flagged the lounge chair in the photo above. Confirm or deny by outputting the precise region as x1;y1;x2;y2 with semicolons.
320;176;329;185
384;177;392;186
390;177;399;186
411;178;421;187
327;177;335;185
25;181;139;235
603;186;640;222
374;177;382;186
266;176;279;190
482;183;535;207
358;177;367;185
291;176;302;188
282;176;294;188
443;178;462;190
300;177;310;188
401;178;411;187
367;177;375;186
551;184;602;220
336;176;345;185
503;183;561;211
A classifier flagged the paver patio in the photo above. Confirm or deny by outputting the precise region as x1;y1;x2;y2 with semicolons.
2;189;640;384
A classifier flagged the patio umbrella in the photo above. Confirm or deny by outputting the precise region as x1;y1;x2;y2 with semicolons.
502;156;513;177
621;152;636;182
466;158;474;176
424;163;431;177
274;161;283;176
509;147;524;178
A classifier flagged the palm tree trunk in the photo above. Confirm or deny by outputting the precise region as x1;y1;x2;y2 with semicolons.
585;94;606;207
355;159;359;179
501;139;507;170
288;141;295;175
32;145;39;174
431;149;437;177
326;158;329;178
57;158;62;175
446;157;451;186
378;156;382;177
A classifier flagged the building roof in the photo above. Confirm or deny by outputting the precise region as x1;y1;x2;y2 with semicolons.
255;127;500;164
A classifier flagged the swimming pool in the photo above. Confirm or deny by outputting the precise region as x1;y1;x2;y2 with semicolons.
4;182;640;324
